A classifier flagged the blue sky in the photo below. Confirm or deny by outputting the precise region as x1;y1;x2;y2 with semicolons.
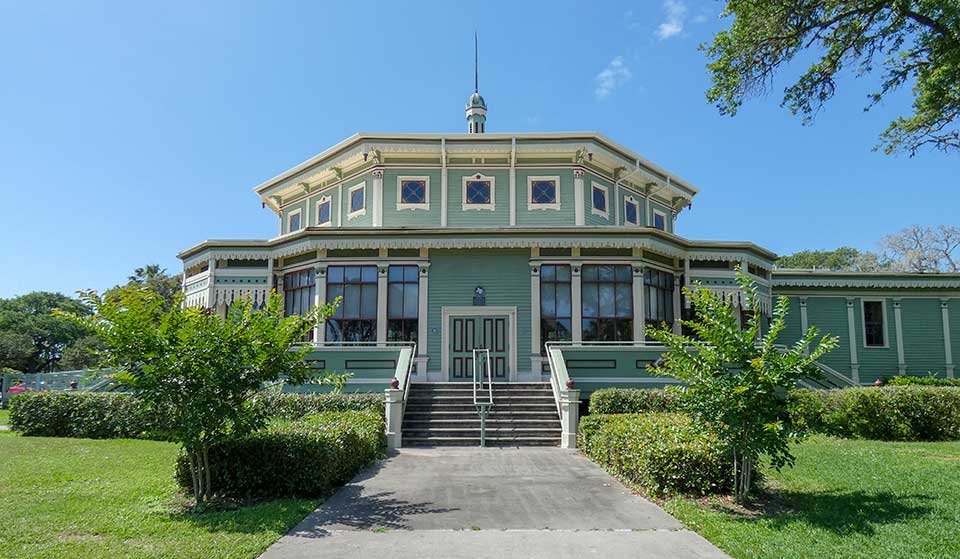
1;0;956;298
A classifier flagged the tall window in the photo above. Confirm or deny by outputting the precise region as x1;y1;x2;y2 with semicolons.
624;198;639;225
592;184;608;217
348;184;365;218
582;264;633;341
288;210;302;232
644;268;674;331
283;268;316;341
863;300;886;347
653;210;666;231
326;266;377;342
316;198;331;226
387;265;419;342
540;264;572;351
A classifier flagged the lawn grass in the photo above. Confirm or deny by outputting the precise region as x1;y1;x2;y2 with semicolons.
0;409;9;426
0;432;319;559
664;436;960;559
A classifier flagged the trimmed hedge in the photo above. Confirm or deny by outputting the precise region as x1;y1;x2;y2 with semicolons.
174;410;384;499
8;392;167;439
788;386;960;441
579;413;731;496
587;388;680;415
10;391;384;439
885;376;960;387
252;391;384;420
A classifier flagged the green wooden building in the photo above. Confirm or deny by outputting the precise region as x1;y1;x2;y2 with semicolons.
178;83;960;447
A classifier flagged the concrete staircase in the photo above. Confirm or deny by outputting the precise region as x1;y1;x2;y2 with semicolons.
401;382;561;447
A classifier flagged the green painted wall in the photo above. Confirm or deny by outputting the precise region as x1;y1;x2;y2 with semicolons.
341;174;374;227
585;172;613;226
950;299;960;370
901;298;947;376
445;169;511;227
803;297;851;374
516;168;576;226
382;168;443;226
853;298;900;384
426;249;532;375
307;185;341;227
648;199;674;234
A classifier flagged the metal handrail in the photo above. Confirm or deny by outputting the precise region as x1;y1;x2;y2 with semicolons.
472;348;493;447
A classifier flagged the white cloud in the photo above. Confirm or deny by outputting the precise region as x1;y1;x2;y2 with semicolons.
656;0;688;39
594;56;632;99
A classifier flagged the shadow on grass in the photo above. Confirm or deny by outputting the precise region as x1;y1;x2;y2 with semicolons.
717;489;937;537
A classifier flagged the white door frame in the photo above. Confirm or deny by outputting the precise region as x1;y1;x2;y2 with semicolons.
441;306;518;382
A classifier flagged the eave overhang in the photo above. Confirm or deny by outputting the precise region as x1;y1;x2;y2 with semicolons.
251;132;699;213
772;269;960;289
177;226;775;271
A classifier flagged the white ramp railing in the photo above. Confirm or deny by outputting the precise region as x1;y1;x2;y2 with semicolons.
473;348;494;447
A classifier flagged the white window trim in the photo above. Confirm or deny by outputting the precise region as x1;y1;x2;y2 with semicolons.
347;181;367;220
624;195;640;226
315;196;333;227
590;182;609;219
462;173;496;211
861;298;889;349
397;176;431;211
652;208;668;231
527;175;561;211
286;208;303;233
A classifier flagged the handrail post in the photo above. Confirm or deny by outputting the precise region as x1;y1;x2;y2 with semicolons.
384;387;404;449
559;387;581;449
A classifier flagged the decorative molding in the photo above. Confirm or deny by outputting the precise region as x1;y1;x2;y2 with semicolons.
461;172;496;211
396;175;431;211
773;275;960;289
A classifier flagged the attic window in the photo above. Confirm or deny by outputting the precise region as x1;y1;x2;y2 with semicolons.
348;182;366;219
653;210;667;231
462;174;495;211
591;183;609;219
287;209;302;233
624;197;639;225
398;177;430;210
316;197;332;226
528;176;560;210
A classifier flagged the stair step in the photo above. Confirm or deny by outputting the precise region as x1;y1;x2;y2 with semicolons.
401;436;561;447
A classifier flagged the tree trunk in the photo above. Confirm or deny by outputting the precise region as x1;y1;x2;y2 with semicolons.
732;448;754;504
201;443;212;503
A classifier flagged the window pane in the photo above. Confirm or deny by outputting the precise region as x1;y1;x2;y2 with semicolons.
616;265;632;282
328;266;344;283
401;180;426;204
598;265;615;281
318;202;330;224
582;284;598;318
598;284;615;317
556;265;571;281
592;188;606;211
387;283;403;318
360;285;378;318
541;284;556;317
361;266;378;283
541;265;556;281
404;266;419;282
289;213;301;231
532;180;556;204
402;284;418;318
327;285;344;317
388;266;404;282
344;267;361;283
556;284;571;318
582;265;598;281
466;181;491;204
654;213;665;230
343;285;361;317
351;188;365;211
582;319;598;341
615;284;632;318
625;202;637;224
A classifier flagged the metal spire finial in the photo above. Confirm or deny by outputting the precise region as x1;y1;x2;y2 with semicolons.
474;31;478;93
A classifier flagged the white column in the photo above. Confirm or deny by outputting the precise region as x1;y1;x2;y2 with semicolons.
799;298;809;355
894;299;906;374
682;258;691;308
942;299;954;378
337;184;343;227
530;262;541;364
846;298;860;384
440;139;448;227
559;388;581;449
571;263;583;342
372;169;383;227
376;264;389;343
313;263;328;344
205;258;217;310
672;273;682;335
384;388;404;449
509;137;517;226
573;169;585;226
633;264;645;342
416;262;430;375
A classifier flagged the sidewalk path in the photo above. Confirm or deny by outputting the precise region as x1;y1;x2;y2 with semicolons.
259;447;729;559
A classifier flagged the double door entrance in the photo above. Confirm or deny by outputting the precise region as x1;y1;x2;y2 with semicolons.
448;314;510;382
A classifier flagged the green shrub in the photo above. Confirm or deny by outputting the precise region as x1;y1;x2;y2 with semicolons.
10;391;384;440
885;376;960;387
578;413;731;496
253;391;383;420
9;392;168;439
587;388;680;415
174;410;384;499
787;386;960;441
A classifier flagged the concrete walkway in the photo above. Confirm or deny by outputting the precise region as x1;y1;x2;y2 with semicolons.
259;447;729;559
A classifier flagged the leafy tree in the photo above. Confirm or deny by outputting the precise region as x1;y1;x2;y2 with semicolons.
107;264;182;309
704;1;960;155
0;292;91;372
776;246;889;271
647;273;838;503
62;287;340;507
58;335;105;371
881;224;960;272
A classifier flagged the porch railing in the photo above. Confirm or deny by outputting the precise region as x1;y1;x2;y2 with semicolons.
472;348;493;447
